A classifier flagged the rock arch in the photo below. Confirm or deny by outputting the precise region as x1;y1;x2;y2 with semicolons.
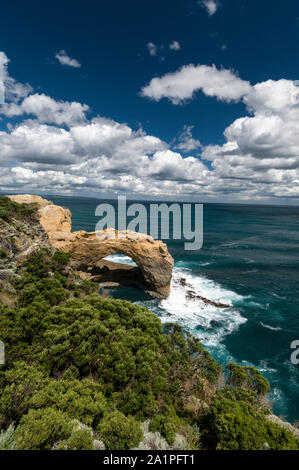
8;195;174;298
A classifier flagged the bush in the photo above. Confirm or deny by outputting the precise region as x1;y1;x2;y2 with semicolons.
0;250;225;424
0;362;49;426
22;249;52;279
202;388;299;450
0;248;286;451
149;414;179;445
99;411;143;450
18;278;69;307
51;251;70;272
226;362;270;396
30;378;107;426
0;197;38;223
0;249;8;260
62;429;94;450
0;208;10;222
14;408;72;450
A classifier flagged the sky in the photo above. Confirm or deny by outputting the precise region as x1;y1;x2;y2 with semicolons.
0;0;299;204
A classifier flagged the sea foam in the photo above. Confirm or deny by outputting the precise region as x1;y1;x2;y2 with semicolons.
158;268;247;346
103;256;247;348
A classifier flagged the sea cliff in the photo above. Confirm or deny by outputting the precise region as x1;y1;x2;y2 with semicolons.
6;194;174;299
0;195;298;451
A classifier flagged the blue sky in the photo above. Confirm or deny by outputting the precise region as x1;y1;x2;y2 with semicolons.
0;0;299;203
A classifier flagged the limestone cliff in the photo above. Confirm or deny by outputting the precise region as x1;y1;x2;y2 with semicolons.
0;196;52;301
6;194;174;298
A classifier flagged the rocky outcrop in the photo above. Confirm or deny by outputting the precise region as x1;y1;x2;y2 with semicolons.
7;195;174;298
0;198;52;263
266;415;299;438
7;194;52;209
0;196;52;300
57;228;173;298
177;276;231;308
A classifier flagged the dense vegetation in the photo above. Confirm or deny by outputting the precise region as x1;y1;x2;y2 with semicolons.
0;196;38;224
0;198;298;450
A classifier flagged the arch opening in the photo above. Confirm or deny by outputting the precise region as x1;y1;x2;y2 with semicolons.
74;251;147;292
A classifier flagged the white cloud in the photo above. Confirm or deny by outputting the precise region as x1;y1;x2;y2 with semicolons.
140;64;299;200
21;94;89;126
145;150;207;181
169;41;181;51
200;79;299;198
12;166;87;186
0;51;9;83
199;0;219;16
147;42;157;56
141;64;251;104
55;50;81;68
0;51;32;105
1;50;299;203
0;121;76;165
0;93;89;126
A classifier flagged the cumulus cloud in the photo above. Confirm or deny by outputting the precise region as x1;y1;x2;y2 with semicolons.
199;0;219;16
0;93;89;126
200;78;299;197
140;64;251;104
55;50;81;68
21;94;89;126
1;50;299;202
0;51;32;106
140;64;299;200
169;41;181;51
0;122;76;165
145;150;207;181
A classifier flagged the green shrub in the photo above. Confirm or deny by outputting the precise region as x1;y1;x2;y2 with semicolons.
51;251;70;272
226;362;270;396
18;278;69;307
202;388;299;450
62;429;94;450
0;249;8;259
22;249;52;279
0;247;284;451
0;362;49;426
99;411;143;450
0;208;10;222
63;365;80;380
14;407;72;450
0;250;224;424
149;414;179;445
0;197;38;224
30;378;107;426
0;424;15;450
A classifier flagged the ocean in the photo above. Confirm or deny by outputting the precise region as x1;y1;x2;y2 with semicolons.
50;196;299;423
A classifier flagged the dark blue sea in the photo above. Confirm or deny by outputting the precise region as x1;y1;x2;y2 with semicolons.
50;196;299;423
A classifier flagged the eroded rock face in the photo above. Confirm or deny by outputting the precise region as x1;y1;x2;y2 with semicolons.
7;195;174;298
39;204;72;234
65;229;173;297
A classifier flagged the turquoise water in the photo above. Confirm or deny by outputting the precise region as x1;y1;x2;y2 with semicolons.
51;196;299;422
